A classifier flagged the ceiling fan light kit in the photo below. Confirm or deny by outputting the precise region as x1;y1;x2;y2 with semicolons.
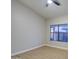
47;0;53;4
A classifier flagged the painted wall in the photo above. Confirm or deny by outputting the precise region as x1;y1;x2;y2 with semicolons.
11;0;45;54
46;15;68;49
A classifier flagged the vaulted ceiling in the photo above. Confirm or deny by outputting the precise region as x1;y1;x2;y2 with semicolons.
18;0;68;19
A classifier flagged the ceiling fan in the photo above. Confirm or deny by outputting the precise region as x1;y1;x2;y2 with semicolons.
46;0;60;7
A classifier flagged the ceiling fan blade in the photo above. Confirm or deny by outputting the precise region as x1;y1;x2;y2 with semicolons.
46;3;49;7
53;1;60;6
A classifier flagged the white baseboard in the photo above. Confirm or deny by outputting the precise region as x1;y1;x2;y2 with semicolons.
12;44;67;56
45;44;68;50
11;44;45;56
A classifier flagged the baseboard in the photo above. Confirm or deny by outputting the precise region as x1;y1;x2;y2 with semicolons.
12;44;67;56
11;44;45;56
45;44;68;50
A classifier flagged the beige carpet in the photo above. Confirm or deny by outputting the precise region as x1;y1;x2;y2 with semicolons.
12;46;68;59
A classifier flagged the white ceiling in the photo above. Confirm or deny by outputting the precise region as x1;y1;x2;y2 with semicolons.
18;0;68;19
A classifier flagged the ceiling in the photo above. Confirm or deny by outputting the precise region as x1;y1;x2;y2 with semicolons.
18;0;68;19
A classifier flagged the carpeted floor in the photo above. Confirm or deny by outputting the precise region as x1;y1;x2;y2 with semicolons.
12;46;68;59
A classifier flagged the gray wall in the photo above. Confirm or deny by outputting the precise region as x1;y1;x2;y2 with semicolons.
11;0;45;54
46;15;68;49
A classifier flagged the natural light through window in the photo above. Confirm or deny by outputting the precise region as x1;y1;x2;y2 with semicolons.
50;24;68;42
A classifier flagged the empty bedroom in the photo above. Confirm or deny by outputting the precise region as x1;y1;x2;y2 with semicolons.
11;0;68;59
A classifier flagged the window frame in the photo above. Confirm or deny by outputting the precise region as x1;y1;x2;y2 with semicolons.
50;24;68;42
